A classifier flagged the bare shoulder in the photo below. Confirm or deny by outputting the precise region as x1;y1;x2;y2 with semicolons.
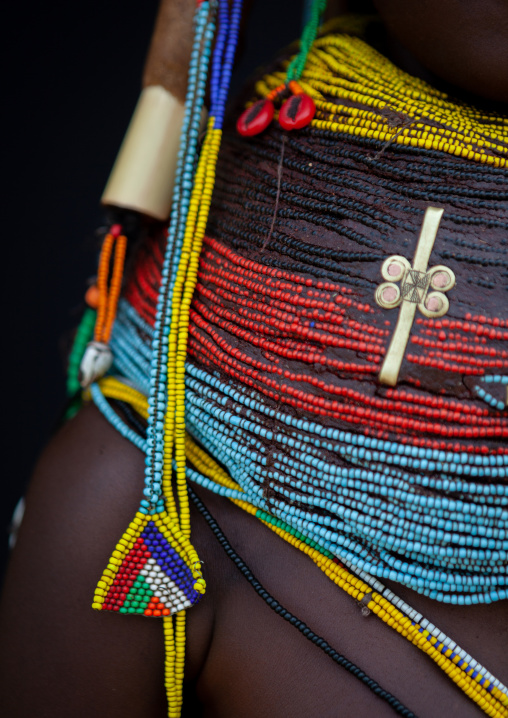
0;404;215;718
2;404;507;718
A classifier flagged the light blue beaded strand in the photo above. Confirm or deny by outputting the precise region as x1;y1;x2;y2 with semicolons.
101;0;507;605
107;293;508;603
90;383;147;453
139;0;243;515
474;375;508;412
142;0;217;513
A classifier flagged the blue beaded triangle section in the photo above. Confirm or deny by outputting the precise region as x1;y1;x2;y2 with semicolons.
93;513;202;616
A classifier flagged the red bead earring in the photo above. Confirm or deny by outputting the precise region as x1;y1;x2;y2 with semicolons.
279;82;316;130
236;98;275;136
237;81;316;137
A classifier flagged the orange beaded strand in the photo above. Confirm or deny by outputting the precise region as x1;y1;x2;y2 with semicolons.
94;225;128;344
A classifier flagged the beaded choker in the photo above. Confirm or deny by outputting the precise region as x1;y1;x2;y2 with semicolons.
70;13;508;718
98;25;508;603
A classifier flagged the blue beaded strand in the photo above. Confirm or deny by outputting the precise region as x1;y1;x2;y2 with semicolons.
90;383;147;453
142;1;216;514
106;292;508;602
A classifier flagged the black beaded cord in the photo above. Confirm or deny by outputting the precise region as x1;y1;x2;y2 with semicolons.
112;399;148;436
96;411;414;715
207;124;508;301
187;484;417;718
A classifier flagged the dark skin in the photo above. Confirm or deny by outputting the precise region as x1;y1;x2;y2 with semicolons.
371;0;508;104
1;406;507;717
1;1;507;716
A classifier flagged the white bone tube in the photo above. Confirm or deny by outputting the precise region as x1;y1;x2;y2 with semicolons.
101;86;185;220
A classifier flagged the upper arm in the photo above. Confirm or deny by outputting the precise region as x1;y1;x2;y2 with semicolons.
0;403;211;718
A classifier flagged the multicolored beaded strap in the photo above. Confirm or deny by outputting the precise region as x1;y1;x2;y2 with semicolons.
86;1;243;714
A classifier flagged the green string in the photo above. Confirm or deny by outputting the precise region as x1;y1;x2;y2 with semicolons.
66;306;96;396
286;0;327;82
65;306;96;420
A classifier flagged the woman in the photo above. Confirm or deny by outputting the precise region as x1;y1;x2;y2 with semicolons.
1;1;507;716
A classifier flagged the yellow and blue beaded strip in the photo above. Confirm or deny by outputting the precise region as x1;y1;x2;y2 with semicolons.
92;0;217;620
91;1;244;716
254;18;508;168
94;376;508;717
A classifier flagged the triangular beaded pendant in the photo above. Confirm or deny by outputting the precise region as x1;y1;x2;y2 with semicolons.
93;512;204;616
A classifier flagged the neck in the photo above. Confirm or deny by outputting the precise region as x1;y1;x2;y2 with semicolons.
362;16;508;113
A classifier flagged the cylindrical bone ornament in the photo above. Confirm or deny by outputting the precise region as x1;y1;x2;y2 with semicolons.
101;0;196;219
101;86;185;220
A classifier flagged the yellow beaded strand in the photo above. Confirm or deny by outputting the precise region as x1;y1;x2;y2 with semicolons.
254;23;507;168
261;522;507;718
163;616;178;718
160;123;221;715
162;129;211;532
174;125;223;541
174;612;186;715
91;376;148;419
94;379;508;716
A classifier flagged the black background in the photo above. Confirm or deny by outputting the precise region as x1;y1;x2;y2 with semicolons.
1;0;306;577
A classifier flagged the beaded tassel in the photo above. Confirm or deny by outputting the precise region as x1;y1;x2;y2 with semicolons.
79;224;128;387
93;0;215;610
237;0;326;136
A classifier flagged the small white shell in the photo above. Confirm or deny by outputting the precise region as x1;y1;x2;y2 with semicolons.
79;341;113;387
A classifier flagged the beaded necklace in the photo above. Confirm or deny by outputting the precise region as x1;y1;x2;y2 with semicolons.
72;2;348;715
70;12;508;718
93;375;508;717
86;2;243;714
262;17;507;167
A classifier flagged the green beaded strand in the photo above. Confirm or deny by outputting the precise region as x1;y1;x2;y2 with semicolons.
257;509;336;559
65;307;96;418
286;0;327;82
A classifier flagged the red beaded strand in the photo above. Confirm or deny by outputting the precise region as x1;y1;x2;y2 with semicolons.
124;229;507;450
